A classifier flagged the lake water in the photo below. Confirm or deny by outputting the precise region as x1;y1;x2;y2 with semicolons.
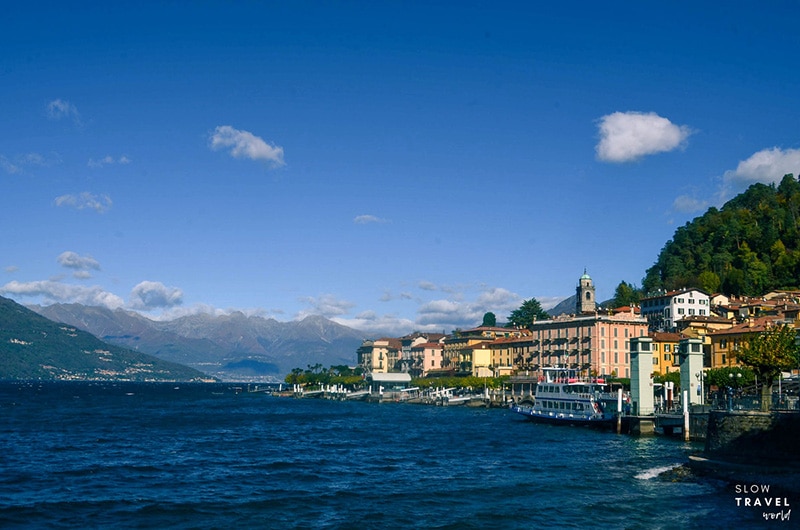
0;381;788;529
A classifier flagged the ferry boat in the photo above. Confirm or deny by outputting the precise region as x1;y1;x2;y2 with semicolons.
510;366;619;427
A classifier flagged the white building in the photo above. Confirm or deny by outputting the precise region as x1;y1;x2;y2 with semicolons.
640;288;711;332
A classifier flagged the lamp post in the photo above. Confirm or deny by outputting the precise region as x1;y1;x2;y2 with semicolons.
695;371;704;404
728;372;742;411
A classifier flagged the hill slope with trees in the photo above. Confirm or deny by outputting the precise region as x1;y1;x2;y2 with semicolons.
0;296;208;381
643;174;800;296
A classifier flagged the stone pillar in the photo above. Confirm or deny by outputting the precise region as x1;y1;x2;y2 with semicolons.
630;337;654;416
679;337;704;407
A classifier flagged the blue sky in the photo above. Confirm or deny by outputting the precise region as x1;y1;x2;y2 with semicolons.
2;1;800;336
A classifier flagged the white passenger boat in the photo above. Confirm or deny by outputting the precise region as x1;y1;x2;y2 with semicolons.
510;366;618;427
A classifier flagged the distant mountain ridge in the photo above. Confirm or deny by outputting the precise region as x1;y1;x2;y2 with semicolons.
0;296;207;381
31;303;367;381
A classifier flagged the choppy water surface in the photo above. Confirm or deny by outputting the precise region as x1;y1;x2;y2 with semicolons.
0;382;779;528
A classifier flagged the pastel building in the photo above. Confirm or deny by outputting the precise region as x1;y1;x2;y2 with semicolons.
527;272;649;379
640;288;711;332
410;341;445;377
650;331;682;375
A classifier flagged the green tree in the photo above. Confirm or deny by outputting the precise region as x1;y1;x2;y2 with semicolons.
697;270;721;294
611;281;641;308
736;324;800;411
653;371;681;392
482;312;497;327
506;298;549;329
642;175;800;297
704;366;754;390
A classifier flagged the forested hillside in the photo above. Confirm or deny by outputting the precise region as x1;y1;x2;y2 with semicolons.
0;296;208;381
643;174;800;296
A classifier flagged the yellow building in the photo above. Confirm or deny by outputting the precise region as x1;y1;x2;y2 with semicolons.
650;332;682;375
490;335;535;376
708;317;777;369
443;326;523;373
357;338;401;374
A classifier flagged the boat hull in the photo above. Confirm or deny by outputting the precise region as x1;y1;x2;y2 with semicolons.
510;404;616;428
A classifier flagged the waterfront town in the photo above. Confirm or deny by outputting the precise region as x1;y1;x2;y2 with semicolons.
353;271;800;402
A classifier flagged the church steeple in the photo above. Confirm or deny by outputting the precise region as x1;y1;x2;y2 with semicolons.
576;268;596;314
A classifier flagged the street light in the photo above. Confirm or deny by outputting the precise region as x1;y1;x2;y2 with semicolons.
727;372;742;411
695;371;704;404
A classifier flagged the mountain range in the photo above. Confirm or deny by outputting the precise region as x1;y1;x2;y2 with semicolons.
0;296;207;381
30;303;367;381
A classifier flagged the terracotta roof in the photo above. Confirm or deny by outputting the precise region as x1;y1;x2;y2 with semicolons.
651;331;683;341
708;316;787;336
410;342;443;351
641;287;710;300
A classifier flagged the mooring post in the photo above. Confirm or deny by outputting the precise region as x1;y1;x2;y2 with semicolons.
616;388;622;434
683;390;690;441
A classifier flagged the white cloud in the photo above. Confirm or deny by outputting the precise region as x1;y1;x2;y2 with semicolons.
721;147;800;197
354;214;388;224
596;111;692;163
475;287;521;310
54;192;112;213
418;281;438;291
332;311;418;336
0;280;124;309
57;251;101;271
296;294;355;319
47;98;82;125
538;296;567;311
4;266;19;274
209;125;285;167
88;155;131;168
0;155;19;174
1;152;55;174
129;281;184;310
415;286;522;330
672;194;709;214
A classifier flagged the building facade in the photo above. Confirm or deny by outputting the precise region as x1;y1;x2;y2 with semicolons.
640;288;711;332
650;331;682;375
528;308;649;379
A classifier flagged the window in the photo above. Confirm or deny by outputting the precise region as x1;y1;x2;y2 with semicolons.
652;356;658;365
664;354;671;361
689;298;695;304
689;308;695;315
665;344;670;352
678;308;685;315
614;352;619;363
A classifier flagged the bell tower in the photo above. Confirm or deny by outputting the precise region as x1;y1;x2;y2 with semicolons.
576;269;596;314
